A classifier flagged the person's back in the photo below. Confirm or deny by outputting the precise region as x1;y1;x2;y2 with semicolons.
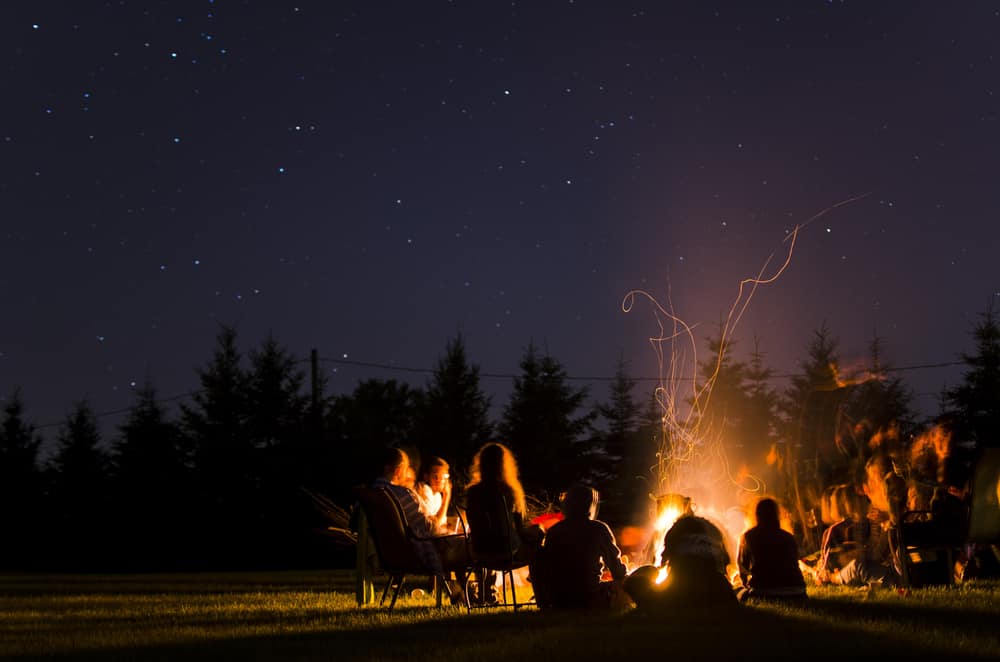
625;512;737;610
466;480;522;559
535;486;627;609
737;498;807;602
663;516;735;605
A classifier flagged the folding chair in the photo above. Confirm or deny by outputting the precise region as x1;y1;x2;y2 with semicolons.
897;447;1000;587
353;486;468;611
462;493;533;611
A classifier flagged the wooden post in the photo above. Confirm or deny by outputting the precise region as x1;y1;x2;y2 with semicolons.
355;509;375;606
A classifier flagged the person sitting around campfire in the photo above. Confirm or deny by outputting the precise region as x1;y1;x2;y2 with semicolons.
735;497;807;603
464;442;544;605
624;509;737;610
415;456;453;529
532;484;628;609
372;447;467;601
812;481;897;588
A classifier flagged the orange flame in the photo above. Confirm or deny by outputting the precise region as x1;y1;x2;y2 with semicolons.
830;361;884;389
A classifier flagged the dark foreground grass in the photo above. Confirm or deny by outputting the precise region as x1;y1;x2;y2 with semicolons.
2;571;999;661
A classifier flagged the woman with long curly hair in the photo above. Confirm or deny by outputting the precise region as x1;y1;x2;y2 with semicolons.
464;442;543;604
467;442;527;519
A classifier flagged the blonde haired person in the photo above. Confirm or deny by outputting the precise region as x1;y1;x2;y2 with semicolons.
464;442;543;604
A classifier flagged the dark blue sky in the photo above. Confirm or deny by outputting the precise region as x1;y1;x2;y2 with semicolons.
2;1;998;444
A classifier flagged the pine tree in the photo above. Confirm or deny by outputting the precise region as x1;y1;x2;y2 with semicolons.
945;303;1000;451
0;389;43;567
779;323;844;473
617;391;665;523
842;334;915;458
245;335;311;563
326;378;424;497
111;380;187;568
778;323;846;550
48;400;111;568
245;335;308;453
497;342;595;499
744;335;780;463
416;333;493;485
743;336;782;495
181;325;252;560
693;329;750;468
595;356;641;521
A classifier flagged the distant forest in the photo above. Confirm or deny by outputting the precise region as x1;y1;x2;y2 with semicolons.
1;305;998;572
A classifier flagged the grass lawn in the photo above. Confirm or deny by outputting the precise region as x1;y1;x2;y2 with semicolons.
1;571;999;661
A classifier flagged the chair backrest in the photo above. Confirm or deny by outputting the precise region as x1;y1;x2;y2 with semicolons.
967;447;1000;543
466;487;519;565
354;486;428;575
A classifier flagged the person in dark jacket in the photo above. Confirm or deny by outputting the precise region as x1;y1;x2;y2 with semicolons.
533;485;628;609
736;497;807;603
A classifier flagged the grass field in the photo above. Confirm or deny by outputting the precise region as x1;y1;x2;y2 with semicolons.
2;571;999;661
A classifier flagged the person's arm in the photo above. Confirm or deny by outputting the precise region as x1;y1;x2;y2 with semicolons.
396;487;441;537
737;534;752;587
437;476;452;526
599;522;628;581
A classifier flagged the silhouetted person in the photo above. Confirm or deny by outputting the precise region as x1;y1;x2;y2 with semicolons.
371;447;466;600
464;442;543;604
736;498;807;603
625;513;737;611
533;485;627;609
813;485;896;587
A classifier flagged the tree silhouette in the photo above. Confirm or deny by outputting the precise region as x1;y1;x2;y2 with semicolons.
181;325;253;563
778;323;843;550
48;400;111;569
111;379;187;569
944;303;1000;452
693;329;752;471
0;389;43;568
743;336;782;497
497;342;594;499
245;335;313;566
326;378;424;500
744;336;780;463
415;333;493;485
595;356;642;522
841;334;915;465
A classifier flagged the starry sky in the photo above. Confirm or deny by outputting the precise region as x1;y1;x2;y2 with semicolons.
3;1;999;445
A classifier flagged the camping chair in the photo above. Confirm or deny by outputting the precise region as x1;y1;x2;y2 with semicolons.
462;493;533;611
353;486;468;611
897;447;1000;587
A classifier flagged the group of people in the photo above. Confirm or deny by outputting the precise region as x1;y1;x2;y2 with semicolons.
369;441;814;610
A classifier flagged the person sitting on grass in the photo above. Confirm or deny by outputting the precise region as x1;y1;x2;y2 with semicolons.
812;483;897;588
533;485;628;609
735;497;807;604
625;509;737;611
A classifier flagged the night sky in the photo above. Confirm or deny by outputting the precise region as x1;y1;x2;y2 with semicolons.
3;1;999;445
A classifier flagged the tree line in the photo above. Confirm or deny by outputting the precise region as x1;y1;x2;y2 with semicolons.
0;306;997;571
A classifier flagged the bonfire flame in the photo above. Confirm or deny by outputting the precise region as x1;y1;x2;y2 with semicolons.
624;196;868;590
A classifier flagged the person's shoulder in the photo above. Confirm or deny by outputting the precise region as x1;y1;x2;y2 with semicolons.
590;518;615;534
388;483;418;501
